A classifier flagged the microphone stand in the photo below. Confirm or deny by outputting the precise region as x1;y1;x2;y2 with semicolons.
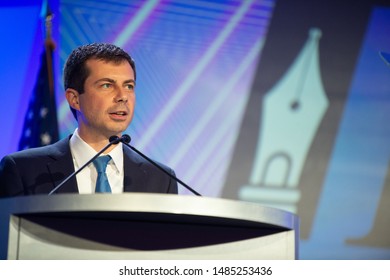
119;135;202;196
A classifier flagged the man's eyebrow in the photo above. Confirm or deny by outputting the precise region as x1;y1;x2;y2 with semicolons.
94;78;115;84
93;78;135;85
123;79;136;85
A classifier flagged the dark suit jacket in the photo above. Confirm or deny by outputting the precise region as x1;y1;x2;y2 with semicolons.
0;136;178;197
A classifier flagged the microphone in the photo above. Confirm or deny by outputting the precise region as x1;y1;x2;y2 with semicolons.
48;135;121;195
119;134;202;196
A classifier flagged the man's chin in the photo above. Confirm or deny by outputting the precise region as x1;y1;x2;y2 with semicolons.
106;128;128;138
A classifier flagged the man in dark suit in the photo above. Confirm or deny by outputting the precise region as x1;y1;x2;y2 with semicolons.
0;43;178;197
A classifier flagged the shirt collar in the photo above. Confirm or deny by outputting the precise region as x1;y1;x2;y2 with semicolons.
70;128;123;173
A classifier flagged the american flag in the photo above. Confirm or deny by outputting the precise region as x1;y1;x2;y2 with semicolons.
18;39;59;150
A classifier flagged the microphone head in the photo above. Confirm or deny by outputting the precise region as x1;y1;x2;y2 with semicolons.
122;134;131;144
109;135;120;144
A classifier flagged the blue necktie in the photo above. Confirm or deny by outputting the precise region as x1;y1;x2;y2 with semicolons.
93;155;112;193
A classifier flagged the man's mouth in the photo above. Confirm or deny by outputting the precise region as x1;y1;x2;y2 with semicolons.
110;111;128;116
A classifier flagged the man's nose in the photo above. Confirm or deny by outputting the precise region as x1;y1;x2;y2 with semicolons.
114;88;128;103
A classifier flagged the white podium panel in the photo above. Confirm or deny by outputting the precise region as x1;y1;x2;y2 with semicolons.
0;193;299;259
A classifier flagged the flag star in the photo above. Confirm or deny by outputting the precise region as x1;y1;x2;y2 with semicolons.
25;129;31;137
28;111;34;120
40;107;49;118
41;132;51;145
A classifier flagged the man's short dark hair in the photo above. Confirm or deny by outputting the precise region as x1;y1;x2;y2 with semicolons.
63;43;136;119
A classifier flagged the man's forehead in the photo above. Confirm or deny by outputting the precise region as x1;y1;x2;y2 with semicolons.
85;59;134;77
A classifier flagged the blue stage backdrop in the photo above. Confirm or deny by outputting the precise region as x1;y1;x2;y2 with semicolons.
0;0;389;259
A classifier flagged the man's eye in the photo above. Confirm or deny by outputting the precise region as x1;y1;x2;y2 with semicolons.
102;83;111;89
125;84;134;90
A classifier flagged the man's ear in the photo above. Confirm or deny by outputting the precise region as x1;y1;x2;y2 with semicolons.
65;88;80;110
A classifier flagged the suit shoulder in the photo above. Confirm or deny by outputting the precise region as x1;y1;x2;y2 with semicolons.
1;137;71;161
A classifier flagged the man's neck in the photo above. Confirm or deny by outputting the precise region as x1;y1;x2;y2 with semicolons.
75;128;120;153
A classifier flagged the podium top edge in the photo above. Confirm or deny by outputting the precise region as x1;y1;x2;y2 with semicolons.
0;193;298;230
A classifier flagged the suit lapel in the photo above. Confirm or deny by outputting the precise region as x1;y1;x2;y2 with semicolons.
46;137;79;194
123;146;148;193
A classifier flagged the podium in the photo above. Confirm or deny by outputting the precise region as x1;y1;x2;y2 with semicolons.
0;193;299;259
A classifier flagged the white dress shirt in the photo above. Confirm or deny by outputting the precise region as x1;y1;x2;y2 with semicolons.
69;129;124;194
